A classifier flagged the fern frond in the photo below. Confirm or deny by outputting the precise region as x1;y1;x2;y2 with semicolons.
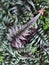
31;27;49;46
7;8;45;48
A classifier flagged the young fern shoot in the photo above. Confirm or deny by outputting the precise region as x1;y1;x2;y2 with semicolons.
7;8;45;48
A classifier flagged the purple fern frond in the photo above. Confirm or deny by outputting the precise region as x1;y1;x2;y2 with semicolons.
7;8;45;48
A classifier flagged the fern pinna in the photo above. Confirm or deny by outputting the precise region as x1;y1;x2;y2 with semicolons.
7;8;47;48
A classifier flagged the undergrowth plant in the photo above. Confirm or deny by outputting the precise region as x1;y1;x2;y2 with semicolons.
0;0;49;65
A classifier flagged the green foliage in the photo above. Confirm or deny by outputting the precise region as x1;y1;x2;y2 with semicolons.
0;0;49;65
43;18;49;30
32;47;37;54
0;56;3;62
